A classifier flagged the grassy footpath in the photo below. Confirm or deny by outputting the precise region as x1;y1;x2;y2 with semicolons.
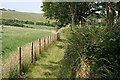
25;40;65;78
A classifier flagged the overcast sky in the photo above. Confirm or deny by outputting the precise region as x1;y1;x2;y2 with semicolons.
0;0;43;13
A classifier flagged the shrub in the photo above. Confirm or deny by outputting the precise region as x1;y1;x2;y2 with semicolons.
90;22;120;78
1;19;35;28
2;21;25;27
24;20;34;24
36;22;55;27
60;22;120;78
59;25;105;78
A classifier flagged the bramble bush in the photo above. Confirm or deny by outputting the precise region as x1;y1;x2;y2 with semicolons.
90;21;120;78
60;22;120;78
59;24;105;78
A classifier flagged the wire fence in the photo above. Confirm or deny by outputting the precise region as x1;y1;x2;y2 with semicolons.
2;32;58;78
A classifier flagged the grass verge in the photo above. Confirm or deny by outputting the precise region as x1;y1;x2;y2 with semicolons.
25;40;65;78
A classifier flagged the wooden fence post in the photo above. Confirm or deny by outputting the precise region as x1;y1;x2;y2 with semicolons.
46;36;49;49
52;34;54;42
44;37;46;51
51;35;52;44
52;34;53;42
49;35;51;45
45;37;47;50
47;36;49;47
46;37;47;50
53;34;54;42
51;35;52;43
31;42;33;64
48;36;49;47
18;47;21;78
34;47;37;61
54;34;55;41
41;38;43;52
39;39;41;54
53;33;55;42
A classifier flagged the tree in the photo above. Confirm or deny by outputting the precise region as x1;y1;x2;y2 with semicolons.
42;2;96;27
116;2;120;20
42;2;70;28
106;2;116;26
42;2;116;27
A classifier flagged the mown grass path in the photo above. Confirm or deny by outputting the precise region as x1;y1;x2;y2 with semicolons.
26;40;65;78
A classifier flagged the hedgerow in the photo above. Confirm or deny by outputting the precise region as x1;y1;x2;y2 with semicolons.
60;22;120;78
1;19;55;27
36;22;55;27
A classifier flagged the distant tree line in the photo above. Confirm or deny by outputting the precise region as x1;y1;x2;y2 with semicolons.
0;8;16;11
0;19;55;27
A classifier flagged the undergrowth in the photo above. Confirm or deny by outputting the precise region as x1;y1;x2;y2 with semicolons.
59;23;120;78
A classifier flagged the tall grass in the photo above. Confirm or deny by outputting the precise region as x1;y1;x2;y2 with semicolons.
2;26;51;59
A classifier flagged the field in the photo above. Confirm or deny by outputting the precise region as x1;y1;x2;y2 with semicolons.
1;11;48;22
2;26;52;59
0;27;2;57
24;24;55;30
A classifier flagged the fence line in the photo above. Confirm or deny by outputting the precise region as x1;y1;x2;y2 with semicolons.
2;32;58;78
18;47;21;78
30;42;34;64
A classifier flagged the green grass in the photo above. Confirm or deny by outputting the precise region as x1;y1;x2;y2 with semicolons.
25;40;65;78
2;26;52;59
1;11;47;22
0;27;2;59
24;24;55;30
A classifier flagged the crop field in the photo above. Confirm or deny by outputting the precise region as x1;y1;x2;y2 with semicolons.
2;26;52;59
1;11;48;22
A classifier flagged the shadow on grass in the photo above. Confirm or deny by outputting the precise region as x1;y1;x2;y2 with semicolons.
40;61;61;78
57;38;66;43
56;44;64;49
40;52;50;58
56;40;65;49
49;61;60;64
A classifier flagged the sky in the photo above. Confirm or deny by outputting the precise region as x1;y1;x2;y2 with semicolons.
0;0;43;13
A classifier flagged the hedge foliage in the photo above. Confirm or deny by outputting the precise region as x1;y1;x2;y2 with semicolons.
36;22;55;27
1;19;55;27
60;23;120;78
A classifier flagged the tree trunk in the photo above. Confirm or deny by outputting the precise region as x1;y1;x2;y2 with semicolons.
69;3;77;29
71;12;75;26
106;2;114;26
118;10;120;20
